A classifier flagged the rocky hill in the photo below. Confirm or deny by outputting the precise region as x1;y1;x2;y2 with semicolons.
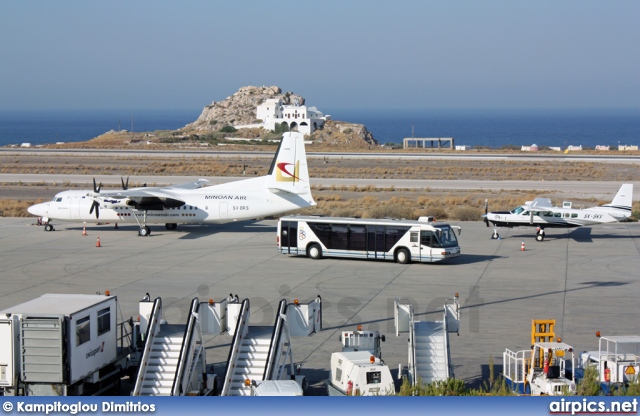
184;85;379;147
185;86;305;130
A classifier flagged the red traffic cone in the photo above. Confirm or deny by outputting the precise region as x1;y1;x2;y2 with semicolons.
82;225;87;236
96;237;101;248
521;241;526;251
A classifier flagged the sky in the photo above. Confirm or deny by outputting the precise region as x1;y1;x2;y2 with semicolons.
1;0;639;111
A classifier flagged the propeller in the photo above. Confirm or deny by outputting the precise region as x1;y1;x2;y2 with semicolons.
484;199;489;227
121;176;129;190
89;178;102;219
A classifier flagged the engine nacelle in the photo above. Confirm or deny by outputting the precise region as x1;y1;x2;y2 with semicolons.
101;198;136;209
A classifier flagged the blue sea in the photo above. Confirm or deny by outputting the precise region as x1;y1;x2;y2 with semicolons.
1;108;639;149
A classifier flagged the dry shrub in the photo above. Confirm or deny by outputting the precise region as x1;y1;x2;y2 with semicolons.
0;199;43;218
450;206;482;221
426;207;448;220
367;203;415;219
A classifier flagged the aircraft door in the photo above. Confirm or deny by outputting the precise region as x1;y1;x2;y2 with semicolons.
220;202;228;219
367;225;385;259
71;196;82;219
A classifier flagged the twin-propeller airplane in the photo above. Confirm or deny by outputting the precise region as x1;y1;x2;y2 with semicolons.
484;183;633;241
27;132;316;236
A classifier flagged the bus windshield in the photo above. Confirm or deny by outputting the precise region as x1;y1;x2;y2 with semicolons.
431;225;459;248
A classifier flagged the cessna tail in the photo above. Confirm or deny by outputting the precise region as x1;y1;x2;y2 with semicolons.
27;132;316;236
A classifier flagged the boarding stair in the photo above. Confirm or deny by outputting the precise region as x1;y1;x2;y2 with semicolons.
221;297;322;396
133;296;229;396
395;294;460;385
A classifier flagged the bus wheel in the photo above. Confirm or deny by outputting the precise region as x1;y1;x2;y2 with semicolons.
308;244;323;260
396;248;410;264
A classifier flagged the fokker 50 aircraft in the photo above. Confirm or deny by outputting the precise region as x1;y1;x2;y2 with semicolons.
27;132;316;236
484;183;633;241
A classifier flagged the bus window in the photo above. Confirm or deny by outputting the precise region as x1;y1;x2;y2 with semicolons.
332;224;348;250
350;225;366;251
421;231;432;246
432;225;459;248
385;226;411;251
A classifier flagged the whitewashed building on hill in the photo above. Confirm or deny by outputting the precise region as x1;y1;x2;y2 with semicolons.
256;98;330;135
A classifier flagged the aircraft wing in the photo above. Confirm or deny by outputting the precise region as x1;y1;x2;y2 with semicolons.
165;178;209;190
523;197;554;212
98;188;186;209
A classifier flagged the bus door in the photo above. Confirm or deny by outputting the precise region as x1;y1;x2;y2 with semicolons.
367;225;386;259
280;221;298;254
420;231;434;261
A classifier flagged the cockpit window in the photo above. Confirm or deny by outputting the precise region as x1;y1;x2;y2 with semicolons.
53;197;63;202
511;206;525;215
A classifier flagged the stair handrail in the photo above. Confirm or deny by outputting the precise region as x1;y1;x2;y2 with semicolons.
132;297;163;396
408;305;418;385
442;303;451;379
220;298;250;396
172;297;200;396
263;299;288;380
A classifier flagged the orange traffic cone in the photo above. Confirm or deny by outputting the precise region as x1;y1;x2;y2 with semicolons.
96;237;101;248
521;241;526;251
82;225;87;236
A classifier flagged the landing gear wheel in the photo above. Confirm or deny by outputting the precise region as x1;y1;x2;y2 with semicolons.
307;244;323;260
44;224;54;232
491;233;500;239
396;248;411;264
138;226;151;237
536;233;545;242
165;223;177;230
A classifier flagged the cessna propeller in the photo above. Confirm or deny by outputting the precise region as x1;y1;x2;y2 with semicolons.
484;199;489;227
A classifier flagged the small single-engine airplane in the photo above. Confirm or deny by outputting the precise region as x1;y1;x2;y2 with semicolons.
28;132;316;236
483;183;633;241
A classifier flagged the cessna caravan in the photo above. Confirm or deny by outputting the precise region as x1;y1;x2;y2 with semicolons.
27;132;316;236
484;183;633;241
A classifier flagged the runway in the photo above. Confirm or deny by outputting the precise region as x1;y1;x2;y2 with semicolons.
2;147;640;164
1;217;638;394
2;173;639;201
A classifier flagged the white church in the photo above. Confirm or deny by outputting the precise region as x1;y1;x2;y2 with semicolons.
256;98;330;135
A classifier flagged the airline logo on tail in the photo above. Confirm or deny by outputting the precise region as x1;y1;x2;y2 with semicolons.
276;161;303;182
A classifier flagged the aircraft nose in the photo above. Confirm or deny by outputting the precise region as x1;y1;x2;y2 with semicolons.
27;202;49;217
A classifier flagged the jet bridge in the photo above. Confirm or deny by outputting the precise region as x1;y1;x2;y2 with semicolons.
220;296;322;396
395;294;460;385
132;295;231;396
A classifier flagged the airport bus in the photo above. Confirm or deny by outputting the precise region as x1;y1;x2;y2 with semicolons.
277;215;461;264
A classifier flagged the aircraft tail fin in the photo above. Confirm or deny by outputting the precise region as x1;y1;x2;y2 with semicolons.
598;183;633;220
266;132;313;197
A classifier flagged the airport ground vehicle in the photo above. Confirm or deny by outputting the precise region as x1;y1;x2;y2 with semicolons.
580;334;640;394
327;326;395;396
0;293;140;396
503;319;577;395
278;215;461;264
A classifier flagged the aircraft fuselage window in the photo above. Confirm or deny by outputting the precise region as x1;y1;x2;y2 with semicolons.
555;213;561;217
522;211;529;216
571;213;578;218
544;212;554;217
